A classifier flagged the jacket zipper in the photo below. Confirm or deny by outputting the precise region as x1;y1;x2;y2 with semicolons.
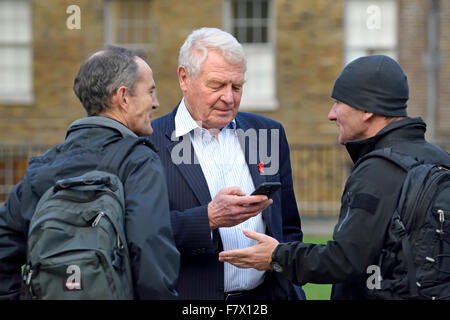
435;209;448;240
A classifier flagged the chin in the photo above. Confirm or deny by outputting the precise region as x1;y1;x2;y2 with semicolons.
135;128;153;137
144;127;154;136
220;114;235;124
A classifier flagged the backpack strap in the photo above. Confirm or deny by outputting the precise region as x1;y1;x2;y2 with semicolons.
355;147;423;299
391;211;420;298
97;137;156;177
354;147;422;172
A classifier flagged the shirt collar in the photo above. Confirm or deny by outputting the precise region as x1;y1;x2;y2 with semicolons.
174;98;237;138
174;99;200;138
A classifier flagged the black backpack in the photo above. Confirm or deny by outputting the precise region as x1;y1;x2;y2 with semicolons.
356;148;450;300
21;137;153;300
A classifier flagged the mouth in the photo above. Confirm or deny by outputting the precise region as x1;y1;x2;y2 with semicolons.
214;107;234;114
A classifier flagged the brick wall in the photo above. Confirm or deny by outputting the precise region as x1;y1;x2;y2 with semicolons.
0;0;447;147
0;0;344;147
438;0;450;144
398;0;450;145
398;0;428;122
0;0;103;145
146;0;223;128
269;0;344;145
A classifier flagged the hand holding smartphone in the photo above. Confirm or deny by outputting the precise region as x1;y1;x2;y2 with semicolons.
250;182;281;199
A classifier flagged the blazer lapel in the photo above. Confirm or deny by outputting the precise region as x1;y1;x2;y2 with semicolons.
164;107;212;205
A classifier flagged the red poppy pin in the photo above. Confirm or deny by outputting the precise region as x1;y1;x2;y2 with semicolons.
258;162;264;174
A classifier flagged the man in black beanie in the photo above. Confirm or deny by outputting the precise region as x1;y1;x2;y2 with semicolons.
219;55;450;299
329;55;409;147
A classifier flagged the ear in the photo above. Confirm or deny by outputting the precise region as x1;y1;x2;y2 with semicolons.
363;111;375;122
177;66;189;92
114;86;129;113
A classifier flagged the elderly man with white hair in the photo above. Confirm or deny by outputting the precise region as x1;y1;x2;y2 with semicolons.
148;27;305;300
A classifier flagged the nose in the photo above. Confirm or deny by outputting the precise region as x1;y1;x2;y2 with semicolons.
328;102;337;121
220;85;234;105
152;94;160;110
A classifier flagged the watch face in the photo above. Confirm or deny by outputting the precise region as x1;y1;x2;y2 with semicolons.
271;261;283;273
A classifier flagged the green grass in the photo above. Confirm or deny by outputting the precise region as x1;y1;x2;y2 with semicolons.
301;235;333;300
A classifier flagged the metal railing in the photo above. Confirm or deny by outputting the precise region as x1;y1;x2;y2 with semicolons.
0;144;51;204
1;143;448;216
290;142;450;217
290;144;351;217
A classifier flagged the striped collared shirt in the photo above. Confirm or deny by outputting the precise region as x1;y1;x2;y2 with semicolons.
174;99;266;292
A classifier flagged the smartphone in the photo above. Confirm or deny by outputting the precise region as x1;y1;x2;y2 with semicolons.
250;182;281;199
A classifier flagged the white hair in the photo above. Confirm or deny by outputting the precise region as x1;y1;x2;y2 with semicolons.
178;27;246;77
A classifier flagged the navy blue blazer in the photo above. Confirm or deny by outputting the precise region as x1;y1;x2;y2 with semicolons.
149;105;304;299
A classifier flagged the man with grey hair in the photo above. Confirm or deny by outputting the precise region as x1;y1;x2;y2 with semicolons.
149;27;305;300
0;46;179;299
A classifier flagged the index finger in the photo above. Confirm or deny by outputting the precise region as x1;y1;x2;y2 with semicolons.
218;186;246;196
218;247;248;260
234;195;269;206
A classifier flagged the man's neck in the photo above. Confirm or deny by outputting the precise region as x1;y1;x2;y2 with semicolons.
367;116;405;139
99;109;127;128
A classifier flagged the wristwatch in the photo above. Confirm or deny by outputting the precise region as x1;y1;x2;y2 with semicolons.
270;247;283;273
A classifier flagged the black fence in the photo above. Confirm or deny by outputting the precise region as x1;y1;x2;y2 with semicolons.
290;144;351;217
1;143;448;217
0;144;52;204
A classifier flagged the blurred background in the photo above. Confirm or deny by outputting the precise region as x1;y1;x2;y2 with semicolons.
0;0;449;245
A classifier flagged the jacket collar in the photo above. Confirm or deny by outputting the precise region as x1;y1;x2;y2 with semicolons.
66;116;138;140
345;117;427;163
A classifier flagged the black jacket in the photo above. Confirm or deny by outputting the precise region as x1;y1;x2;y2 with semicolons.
272;117;450;299
0;116;180;300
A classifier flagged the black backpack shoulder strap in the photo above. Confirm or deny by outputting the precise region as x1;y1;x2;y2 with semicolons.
358;148;426;299
97;137;156;175
354;147;422;172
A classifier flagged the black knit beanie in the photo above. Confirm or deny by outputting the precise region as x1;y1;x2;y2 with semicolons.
331;55;409;117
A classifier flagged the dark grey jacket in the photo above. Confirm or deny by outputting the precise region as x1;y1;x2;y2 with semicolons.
0;116;180;300
272;117;450;299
